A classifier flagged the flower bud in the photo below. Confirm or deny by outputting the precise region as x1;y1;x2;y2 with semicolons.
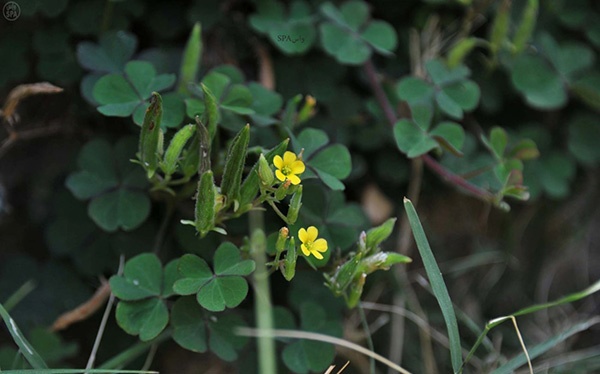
298;95;316;124
283;237;297;281
258;153;274;186
274;180;290;200
276;227;289;254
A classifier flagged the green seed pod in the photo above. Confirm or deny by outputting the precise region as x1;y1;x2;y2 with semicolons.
513;0;538;55
201;83;219;141
195;116;212;175
283;237;297;281
221;124;250;211
162;124;195;176
276;227;289;254
195;170;216;237
281;94;302;129
180;133;200;178
274;182;289;201
287;185;302;224
489;0;510;57
447;37;479;68
139;92;163;178
365;217;397;254
257;153;274;187
178;22;202;94
346;273;367;308
326;256;360;296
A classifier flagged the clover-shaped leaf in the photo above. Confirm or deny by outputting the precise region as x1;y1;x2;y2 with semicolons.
510;54;567;110
393;104;465;158
293;128;351;190
173;243;255;312
250;0;317;55
65;137;151;232
76;31;138;73
248;82;284;126
186;68;255;131
170;297;248;361
45;190;154;276
397;59;480;120
92;60;183;128
510;33;595;110
318;0;397;65
281;302;343;374
110;254;181;341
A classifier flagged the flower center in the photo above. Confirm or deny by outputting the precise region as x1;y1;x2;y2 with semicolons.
282;166;292;176
304;240;313;249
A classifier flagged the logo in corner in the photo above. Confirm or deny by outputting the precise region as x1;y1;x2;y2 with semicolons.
3;1;20;21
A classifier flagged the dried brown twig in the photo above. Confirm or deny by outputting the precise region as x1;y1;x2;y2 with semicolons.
1;82;63;126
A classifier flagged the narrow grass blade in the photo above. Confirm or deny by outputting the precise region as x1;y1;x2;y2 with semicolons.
0;302;48;369
98;331;170;370
491;317;600;374
2;280;36;312
462;278;600;371
403;197;463;373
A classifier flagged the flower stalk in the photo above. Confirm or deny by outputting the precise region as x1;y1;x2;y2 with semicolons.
249;209;277;374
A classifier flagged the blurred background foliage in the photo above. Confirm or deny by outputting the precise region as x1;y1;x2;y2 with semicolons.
1;0;599;372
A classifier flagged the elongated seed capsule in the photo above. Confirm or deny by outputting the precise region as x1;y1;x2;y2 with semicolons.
195;170;216;237
221;124;250;211
513;0;538;55
489;0;510;57
195;116;211;175
139;92;163;178
162;124;195;176
287;185;302;224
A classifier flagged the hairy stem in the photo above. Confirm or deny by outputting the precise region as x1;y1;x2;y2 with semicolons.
249;209;277;374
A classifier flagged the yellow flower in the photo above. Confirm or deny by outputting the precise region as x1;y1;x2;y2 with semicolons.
273;151;305;185
298;226;328;260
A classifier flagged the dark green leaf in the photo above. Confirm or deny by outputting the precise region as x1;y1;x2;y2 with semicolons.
115;298;169;341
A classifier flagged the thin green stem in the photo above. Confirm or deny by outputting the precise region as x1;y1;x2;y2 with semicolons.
358;305;376;374
266;199;291;225
249;209;277;374
3;280;36;312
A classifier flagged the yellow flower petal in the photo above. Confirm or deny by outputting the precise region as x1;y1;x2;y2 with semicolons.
283;151;297;164
288;174;301;185
290;160;305;174
312;238;328;252
273;155;283;169
306;226;318;241
311;250;324;260
275;170;286;182
300;243;311;257
298;228;308;243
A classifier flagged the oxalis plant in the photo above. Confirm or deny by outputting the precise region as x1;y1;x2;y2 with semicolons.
2;0;600;373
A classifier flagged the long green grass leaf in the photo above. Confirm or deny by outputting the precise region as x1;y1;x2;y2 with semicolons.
462;278;600;371
403;197;463;373
0;302;48;369
491;317;600;374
